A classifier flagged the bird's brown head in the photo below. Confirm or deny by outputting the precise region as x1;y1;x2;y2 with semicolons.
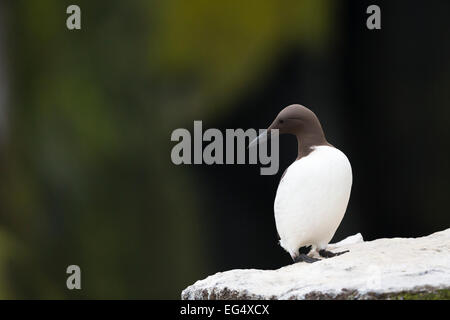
248;104;329;159
267;104;325;138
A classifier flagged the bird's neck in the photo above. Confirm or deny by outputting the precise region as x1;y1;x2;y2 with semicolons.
295;130;329;160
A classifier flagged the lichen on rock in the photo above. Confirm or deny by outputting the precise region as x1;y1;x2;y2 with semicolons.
182;228;450;300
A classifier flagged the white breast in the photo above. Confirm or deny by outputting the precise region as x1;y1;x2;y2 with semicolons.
274;145;352;259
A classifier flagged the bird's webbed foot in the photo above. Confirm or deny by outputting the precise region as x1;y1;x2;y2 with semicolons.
294;254;321;263
293;248;321;264
291;246;322;263
318;249;349;258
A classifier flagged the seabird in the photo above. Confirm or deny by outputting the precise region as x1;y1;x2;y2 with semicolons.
249;104;352;263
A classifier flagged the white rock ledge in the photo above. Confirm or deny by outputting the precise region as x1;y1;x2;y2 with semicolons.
182;228;450;300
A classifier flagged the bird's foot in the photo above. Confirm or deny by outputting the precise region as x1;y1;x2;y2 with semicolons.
293;254;321;264
318;249;349;258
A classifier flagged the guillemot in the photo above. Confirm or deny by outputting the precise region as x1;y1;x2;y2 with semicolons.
249;104;352;263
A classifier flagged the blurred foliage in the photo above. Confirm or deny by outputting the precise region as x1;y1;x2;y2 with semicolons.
0;0;333;298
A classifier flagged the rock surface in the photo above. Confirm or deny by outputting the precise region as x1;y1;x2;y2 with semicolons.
182;228;450;300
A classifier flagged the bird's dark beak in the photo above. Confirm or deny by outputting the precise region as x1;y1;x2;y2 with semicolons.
248;121;279;149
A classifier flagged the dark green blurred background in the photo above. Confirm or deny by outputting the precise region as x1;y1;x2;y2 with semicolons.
0;0;449;299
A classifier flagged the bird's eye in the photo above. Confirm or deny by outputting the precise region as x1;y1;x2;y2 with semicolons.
279;119;284;124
